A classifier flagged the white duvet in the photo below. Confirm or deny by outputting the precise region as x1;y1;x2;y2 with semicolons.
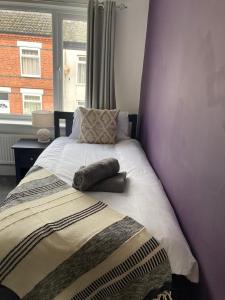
35;137;199;283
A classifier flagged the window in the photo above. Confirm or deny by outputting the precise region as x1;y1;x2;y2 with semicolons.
21;89;43;115
0;87;11;114
0;92;10;114
0;9;52;119
23;95;42;115
20;46;41;77
0;7;87;120
76;55;86;85
77;100;85;107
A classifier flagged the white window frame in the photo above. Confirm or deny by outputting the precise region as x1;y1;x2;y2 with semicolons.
19;46;41;78
21;88;43;115
0;87;11;93
17;41;42;49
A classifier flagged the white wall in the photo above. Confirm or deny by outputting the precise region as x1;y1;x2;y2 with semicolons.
115;0;149;113
63;49;86;111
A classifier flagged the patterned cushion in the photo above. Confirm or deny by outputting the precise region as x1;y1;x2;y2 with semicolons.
79;107;119;144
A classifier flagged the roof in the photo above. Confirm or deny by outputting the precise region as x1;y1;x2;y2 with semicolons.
0;10;87;43
63;20;87;43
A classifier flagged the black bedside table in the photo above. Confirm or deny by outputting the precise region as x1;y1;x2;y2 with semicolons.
12;139;51;183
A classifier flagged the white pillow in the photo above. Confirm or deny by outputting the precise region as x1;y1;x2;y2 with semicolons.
69;109;81;139
117;111;129;140
69;108;130;141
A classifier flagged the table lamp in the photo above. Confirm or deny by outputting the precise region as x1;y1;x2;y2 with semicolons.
32;110;54;143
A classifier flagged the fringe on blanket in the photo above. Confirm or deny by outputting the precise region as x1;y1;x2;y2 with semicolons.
153;291;173;300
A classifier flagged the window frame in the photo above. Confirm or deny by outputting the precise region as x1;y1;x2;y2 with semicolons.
76;55;86;86
0;87;11;114
76;100;85;107
0;2;87;122
19;46;41;78
22;90;43;115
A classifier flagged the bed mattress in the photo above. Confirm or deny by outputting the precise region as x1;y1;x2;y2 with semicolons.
35;137;199;283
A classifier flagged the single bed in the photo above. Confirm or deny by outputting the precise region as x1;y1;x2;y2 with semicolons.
0;111;199;299
38;112;199;295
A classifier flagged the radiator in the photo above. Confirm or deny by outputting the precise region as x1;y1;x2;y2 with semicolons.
0;134;32;165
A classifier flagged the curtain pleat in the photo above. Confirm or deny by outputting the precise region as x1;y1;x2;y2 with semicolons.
86;0;116;109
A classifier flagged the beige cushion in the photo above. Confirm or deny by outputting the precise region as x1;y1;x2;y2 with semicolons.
79;107;119;144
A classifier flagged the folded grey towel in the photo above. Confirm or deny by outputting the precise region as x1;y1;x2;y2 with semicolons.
89;172;127;193
73;158;120;191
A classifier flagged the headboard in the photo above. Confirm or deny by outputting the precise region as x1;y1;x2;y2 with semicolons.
54;111;138;139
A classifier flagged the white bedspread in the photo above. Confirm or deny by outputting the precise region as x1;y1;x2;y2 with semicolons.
35;137;199;283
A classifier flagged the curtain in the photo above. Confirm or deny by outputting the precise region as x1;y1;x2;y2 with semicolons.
86;0;116;109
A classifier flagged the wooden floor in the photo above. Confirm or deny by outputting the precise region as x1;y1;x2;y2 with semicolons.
0;176;16;202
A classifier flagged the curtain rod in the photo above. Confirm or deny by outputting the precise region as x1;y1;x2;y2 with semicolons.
98;2;127;10
116;3;127;10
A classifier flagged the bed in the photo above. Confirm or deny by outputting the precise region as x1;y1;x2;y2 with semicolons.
41;112;199;296
0;111;199;299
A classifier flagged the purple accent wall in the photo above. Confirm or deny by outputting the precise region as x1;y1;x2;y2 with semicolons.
139;1;225;299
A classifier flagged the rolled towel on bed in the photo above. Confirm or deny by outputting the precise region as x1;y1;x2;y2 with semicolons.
73;158;120;191
88;172;127;193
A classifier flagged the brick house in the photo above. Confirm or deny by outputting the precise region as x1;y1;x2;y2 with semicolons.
0;10;86;116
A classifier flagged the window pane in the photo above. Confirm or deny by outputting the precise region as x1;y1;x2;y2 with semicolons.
24;95;41;102
63;19;87;111
22;56;40;76
23;101;41;115
77;63;86;84
22;49;38;56
0;92;9;113
77;100;85;107
0;92;8;100
0;9;53;116
23;95;42;115
78;56;86;62
0;100;10;113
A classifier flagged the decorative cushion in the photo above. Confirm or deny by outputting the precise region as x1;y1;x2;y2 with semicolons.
79;107;119;144
69;109;130;141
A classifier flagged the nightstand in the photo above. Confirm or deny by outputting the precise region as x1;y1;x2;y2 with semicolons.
12;139;51;183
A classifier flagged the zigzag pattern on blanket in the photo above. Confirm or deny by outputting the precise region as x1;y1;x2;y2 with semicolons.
0;166;172;300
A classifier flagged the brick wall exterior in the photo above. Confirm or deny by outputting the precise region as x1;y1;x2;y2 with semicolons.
0;33;53;114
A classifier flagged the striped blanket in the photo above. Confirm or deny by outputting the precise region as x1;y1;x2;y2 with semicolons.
0;166;172;300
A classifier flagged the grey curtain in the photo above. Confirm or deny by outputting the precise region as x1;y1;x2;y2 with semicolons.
86;0;116;109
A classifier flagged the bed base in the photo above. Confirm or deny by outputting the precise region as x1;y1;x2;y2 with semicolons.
0;285;20;300
171;275;198;300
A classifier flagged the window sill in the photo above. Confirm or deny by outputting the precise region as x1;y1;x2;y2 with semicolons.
0;119;32;126
20;75;41;79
